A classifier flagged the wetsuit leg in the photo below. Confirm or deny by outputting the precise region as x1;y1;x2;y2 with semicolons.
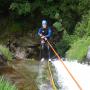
41;43;45;59
47;44;51;59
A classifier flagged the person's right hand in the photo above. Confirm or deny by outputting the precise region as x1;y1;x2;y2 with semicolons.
44;37;47;41
41;36;45;39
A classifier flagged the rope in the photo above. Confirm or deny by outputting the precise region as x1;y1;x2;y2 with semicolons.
48;61;57;90
47;40;83;90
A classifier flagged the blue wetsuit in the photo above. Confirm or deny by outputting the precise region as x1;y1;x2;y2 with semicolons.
38;27;52;39
38;27;52;59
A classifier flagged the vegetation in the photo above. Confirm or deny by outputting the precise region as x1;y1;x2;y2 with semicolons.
66;11;90;61
0;0;90;61
66;37;90;61
0;45;13;61
53;21;62;32
0;76;17;90
75;11;90;38
10;2;31;15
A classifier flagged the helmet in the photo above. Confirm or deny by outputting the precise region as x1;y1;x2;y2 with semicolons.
42;20;47;25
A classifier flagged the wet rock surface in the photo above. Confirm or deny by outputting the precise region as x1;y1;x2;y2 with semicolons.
86;46;90;64
0;52;7;65
6;34;40;60
84;46;90;65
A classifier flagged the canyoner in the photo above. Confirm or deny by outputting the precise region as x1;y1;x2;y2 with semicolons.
38;20;52;62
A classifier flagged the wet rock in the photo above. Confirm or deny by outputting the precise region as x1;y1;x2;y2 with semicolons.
26;45;40;59
15;47;26;60
6;36;40;60
0;52;7;65
85;46;90;64
7;39;19;53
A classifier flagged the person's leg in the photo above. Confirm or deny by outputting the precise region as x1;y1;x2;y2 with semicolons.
47;44;51;61
41;43;45;61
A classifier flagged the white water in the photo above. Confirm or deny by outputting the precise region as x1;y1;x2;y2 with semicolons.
52;60;90;90
37;61;53;90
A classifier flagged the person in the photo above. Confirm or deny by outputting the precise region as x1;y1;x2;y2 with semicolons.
38;20;52;62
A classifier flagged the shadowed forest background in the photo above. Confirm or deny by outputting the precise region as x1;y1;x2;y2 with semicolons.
0;0;90;59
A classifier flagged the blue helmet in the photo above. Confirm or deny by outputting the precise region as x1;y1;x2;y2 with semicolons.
42;20;47;25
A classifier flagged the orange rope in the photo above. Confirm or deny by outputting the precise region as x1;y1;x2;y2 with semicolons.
47;40;83;90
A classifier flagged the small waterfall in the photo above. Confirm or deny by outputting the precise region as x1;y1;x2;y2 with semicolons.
52;60;90;90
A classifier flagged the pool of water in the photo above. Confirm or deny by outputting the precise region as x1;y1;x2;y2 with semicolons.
0;60;39;90
0;59;53;90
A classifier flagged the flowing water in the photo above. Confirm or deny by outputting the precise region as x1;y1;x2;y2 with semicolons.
0;59;90;90
0;60;39;90
52;60;90;90
36;61;53;90
0;59;53;90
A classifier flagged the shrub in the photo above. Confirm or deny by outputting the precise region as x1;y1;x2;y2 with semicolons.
0;76;17;90
53;21;63;32
0;45;13;61
56;31;71;56
10;2;31;15
75;11;90;38
66;37;90;62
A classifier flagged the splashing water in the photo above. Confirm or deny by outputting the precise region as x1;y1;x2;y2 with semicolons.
52;60;90;90
37;61;53;90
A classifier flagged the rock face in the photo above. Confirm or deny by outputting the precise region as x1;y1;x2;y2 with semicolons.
87;46;90;59
0;52;7;65
15;47;26;60
6;36;40;60
86;46;90;64
26;45;40;60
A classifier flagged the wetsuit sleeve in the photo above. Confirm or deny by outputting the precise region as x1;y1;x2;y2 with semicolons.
45;28;52;38
38;28;42;36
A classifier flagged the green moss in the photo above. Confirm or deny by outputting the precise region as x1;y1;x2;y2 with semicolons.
0;76;17;90
0;45;13;61
66;37;90;62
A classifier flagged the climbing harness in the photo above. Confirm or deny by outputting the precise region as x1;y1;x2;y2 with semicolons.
47;40;83;90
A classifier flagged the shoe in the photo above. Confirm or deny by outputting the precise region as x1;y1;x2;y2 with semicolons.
49;59;51;62
41;58;44;62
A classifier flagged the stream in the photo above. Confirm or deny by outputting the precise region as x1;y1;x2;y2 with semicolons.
0;59;53;90
52;60;90;90
0;59;39;90
0;59;90;90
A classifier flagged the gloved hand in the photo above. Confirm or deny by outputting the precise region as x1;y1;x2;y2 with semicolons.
41;40;45;44
41;36;47;41
41;36;45;39
39;34;42;37
44;37;47;41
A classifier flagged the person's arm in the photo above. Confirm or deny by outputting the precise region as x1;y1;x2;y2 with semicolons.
38;28;42;37
45;28;52;38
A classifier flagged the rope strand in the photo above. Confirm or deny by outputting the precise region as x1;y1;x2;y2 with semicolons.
48;61;57;90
